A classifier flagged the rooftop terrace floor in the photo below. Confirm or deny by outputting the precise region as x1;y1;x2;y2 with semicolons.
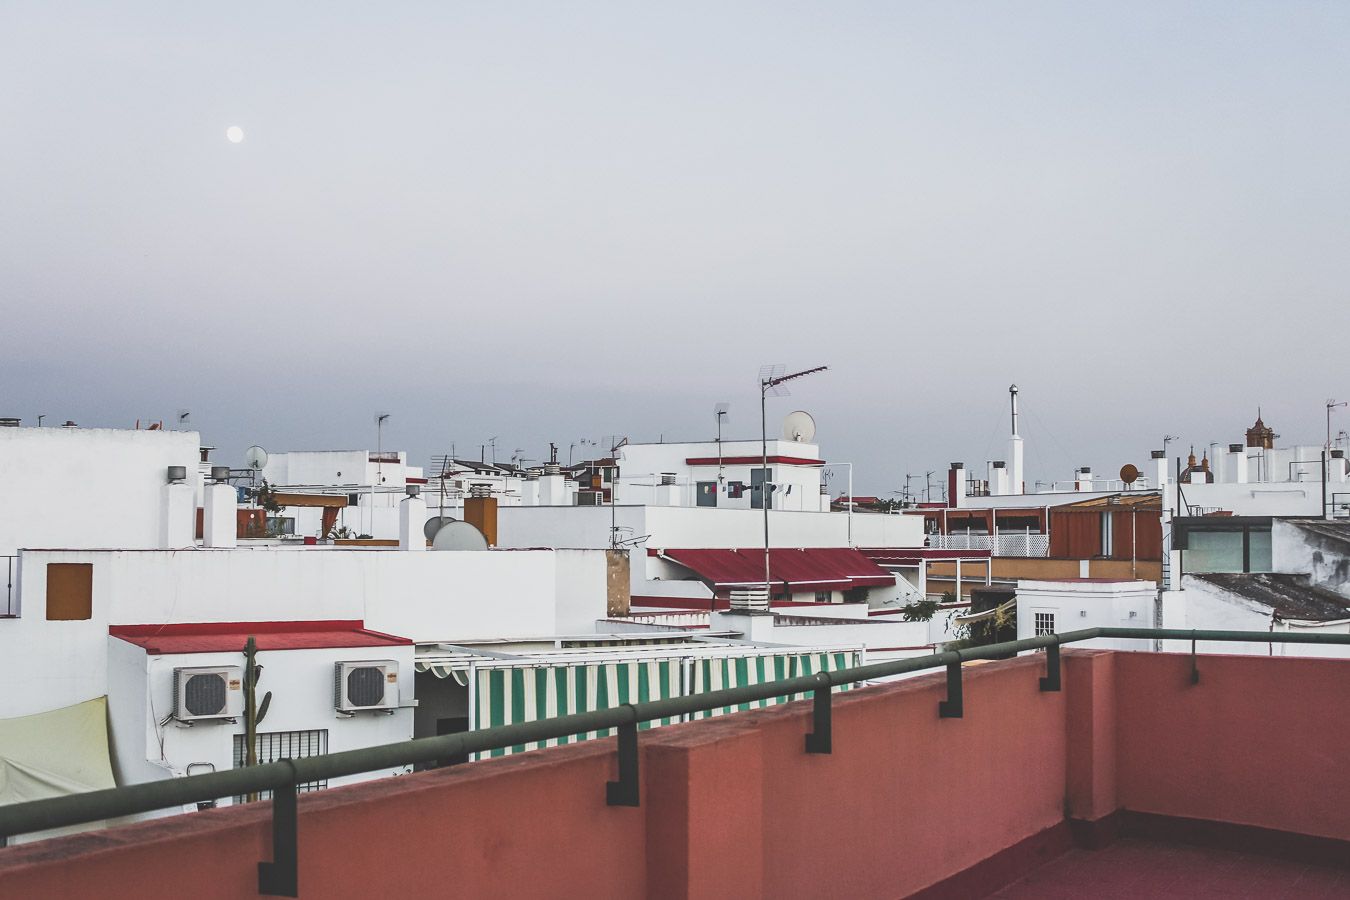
988;839;1350;899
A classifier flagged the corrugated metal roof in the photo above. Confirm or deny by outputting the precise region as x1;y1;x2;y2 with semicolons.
1190;573;1350;622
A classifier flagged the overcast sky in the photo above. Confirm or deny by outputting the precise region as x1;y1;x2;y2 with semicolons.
3;3;1349;493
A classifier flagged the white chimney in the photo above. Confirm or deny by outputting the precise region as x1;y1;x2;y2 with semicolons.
1075;467;1092;492
539;464;565;505
1331;450;1347;484
520;472;540;506
1008;385;1024;495
1209;443;1225;483
1229;444;1248;484
399;491;426;551
1152;450;1168;492
161;466;195;549
988;461;1010;496
203;470;237;549
655;473;680;506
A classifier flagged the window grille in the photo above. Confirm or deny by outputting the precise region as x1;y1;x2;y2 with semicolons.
233;730;329;801
1034;612;1056;637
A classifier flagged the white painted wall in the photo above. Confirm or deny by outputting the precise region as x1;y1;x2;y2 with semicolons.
0;546;609;717
106;637;414;795
0;426;200;555
617;439;824;511
1014;579;1157;650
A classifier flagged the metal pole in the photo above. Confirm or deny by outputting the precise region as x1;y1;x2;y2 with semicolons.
761;382;771;600
847;463;853;547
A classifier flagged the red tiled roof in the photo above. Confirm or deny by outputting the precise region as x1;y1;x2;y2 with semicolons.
660;548;895;593
110;620;411;654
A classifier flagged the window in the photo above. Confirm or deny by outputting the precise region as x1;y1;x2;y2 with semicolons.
267;516;296;536
696;481;718;508
814;591;831;603
233;730;329;801
46;563;92;620
750;468;773;510
1099;512;1114;558
1034;612;1056;636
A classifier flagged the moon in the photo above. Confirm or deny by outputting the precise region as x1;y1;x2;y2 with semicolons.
226;126;245;144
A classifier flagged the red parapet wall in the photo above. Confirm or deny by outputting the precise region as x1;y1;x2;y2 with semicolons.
2;652;1348;899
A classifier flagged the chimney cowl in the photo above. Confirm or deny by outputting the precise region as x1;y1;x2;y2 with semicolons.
950;462;964;470
1150;450;1165;459
1229;444;1244;453
166;465;188;484
0;417;20;428
210;466;230;483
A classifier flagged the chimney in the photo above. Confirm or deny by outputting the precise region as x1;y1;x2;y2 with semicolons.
819;482;830;512
399;487;427;551
464;485;498;547
988;460;1009;496
1151;450;1168;492
1008;385;1024;495
520;469;541;506
161;466;195;548
539;463;565;505
1229;444;1248;484
1075;467;1092;492
1331;449;1347;484
948;463;966;508
202;467;237;548
656;472;680;506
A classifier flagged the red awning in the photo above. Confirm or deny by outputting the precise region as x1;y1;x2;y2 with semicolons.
660;549;766;589
660;548;895;593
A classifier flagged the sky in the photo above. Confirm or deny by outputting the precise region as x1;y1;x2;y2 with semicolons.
3;2;1349;494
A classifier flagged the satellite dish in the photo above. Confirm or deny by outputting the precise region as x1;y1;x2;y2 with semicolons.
423;515;457;542
781;410;817;443
244;446;269;471
431;520;489;551
1120;464;1140;485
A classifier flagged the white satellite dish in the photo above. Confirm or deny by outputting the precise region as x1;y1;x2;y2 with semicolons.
431;520;489;551
244;446;269;471
423;515;457;542
781;410;817;443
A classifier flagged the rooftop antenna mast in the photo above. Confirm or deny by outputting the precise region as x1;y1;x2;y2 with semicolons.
758;364;828;607
1327;400;1347;450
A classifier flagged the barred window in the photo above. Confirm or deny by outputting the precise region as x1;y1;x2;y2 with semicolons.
1034;612;1056;637
233;730;329;801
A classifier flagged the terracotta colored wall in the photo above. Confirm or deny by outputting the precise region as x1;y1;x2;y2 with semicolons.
1112;652;1350;841
3;652;1349;899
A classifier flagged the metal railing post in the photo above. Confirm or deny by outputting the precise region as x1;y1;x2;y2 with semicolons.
1190;634;1200;685
257;760;298;897
1039;641;1062;692
939;659;963;718
804;677;832;754
605;714;640;807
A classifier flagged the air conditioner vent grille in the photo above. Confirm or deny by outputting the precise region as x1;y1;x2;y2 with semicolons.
183;673;227;716
347;667;386;707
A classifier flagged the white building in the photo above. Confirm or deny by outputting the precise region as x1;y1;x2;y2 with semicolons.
615;438;830;512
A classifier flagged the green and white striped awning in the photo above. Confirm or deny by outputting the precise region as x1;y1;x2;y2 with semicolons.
467;647;862;759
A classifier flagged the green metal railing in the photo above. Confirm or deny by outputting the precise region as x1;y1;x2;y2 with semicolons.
2;627;1349;895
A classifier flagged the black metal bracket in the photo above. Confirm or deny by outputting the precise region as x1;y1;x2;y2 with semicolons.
257;760;299;897
939;660;963;718
804;681;832;754
606;717;640;807
1039;642;1062;692
1190;636;1200;685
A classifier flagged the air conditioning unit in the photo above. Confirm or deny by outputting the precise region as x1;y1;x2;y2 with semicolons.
173;666;244;723
334;660;400;713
